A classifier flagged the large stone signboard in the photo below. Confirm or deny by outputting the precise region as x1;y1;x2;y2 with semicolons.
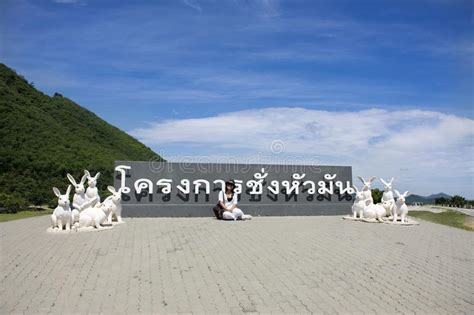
114;161;354;217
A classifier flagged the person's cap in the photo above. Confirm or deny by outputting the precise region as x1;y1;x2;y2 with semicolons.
225;179;235;186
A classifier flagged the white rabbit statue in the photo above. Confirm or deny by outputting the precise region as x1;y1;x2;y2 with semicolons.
51;185;73;230
394;190;410;223
381;199;396;219
363;201;389;222
84;170;101;207
351;185;366;219
67;173;88;224
99;186;123;224
380;177;395;216
357;176;377;206
78;197;112;229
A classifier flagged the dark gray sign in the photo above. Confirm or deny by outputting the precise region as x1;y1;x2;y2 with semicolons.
114;161;353;217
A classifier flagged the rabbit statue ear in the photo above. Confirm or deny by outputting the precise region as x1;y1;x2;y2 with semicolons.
352;185;360;193
66;185;72;196
403;191;410;197
394;190;401;197
94;172;101;180
357;176;365;184
80;174;87;184
84;170;91;178
67;173;76;185
380;178;388;186
368;176;377;183
107;186;116;194
389;177;395;184
53;187;61;197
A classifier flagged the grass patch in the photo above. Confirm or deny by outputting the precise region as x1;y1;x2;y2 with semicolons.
0;209;53;223
410;210;473;231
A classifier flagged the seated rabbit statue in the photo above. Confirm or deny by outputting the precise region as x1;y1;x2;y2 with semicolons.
380;177;395;216
394;190;410;223
100;186;123;224
78;197;112;229
351;185;366;219
51;186;72;230
363;202;389;222
381;200;396;219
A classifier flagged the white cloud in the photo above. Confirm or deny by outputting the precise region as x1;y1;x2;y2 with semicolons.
255;0;280;18
53;0;82;4
52;0;87;6
183;0;202;12
130;107;474;197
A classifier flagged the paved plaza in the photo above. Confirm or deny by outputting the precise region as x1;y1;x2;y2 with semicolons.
1;215;473;314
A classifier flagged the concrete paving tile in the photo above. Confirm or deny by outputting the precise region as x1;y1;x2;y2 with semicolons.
0;216;472;314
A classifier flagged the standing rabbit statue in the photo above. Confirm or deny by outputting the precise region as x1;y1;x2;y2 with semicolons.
51;185;73;230
67;173;88;224
357;176;377;206
351;185;366;219
84;170;101;207
394;190;410;223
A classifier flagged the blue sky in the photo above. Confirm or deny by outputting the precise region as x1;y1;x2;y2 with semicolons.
1;0;473;197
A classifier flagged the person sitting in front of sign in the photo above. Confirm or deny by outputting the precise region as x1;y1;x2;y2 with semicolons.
217;179;252;221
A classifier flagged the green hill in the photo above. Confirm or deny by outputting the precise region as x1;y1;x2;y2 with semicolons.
406;193;452;205
0;63;164;211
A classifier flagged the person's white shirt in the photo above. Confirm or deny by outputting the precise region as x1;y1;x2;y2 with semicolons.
218;190;252;220
219;190;237;209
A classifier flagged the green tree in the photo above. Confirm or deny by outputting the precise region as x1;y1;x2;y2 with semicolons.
450;195;466;208
371;188;383;204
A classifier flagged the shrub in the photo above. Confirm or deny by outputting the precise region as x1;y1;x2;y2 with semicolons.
0;194;29;213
